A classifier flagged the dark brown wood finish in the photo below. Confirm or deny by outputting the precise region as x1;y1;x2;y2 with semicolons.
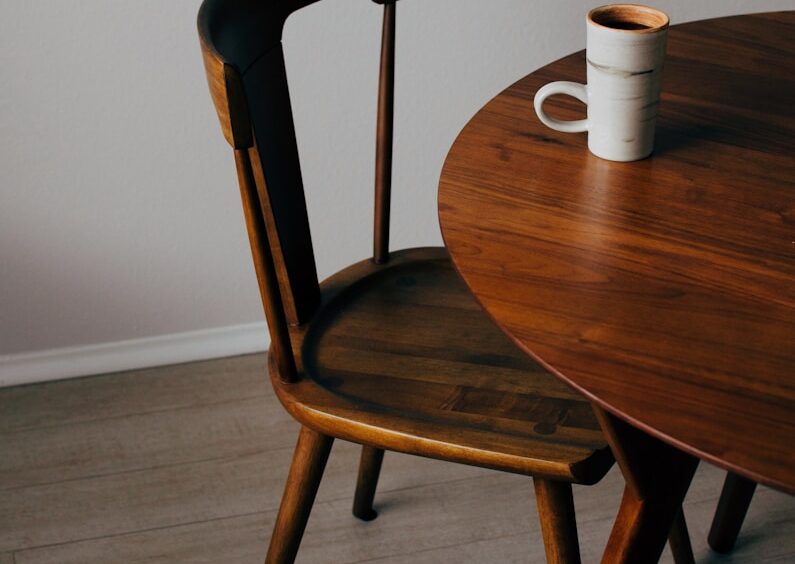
274;247;613;484
439;10;793;564
533;479;581;564
198;1;633;562
594;406;699;562
668;510;696;564
234;149;297;382
352;445;384;521
265;426;334;564
708;472;758;553
373;1;395;264
439;12;795;494
199;0;320;327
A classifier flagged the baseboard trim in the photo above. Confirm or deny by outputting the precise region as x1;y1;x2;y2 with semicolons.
0;322;270;388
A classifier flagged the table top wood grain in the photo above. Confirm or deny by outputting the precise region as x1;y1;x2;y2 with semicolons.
438;12;795;494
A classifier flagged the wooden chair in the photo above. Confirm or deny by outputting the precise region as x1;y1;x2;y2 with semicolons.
197;1;693;562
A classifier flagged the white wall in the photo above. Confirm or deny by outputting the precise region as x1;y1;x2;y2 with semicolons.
1;0;792;383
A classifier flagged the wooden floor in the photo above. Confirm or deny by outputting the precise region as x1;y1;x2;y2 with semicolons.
0;354;792;563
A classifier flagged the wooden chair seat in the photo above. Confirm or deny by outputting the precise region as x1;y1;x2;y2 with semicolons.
273;247;613;484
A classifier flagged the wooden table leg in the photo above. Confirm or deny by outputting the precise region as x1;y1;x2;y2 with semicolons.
708;472;757;553
594;406;699;563
668;508;695;564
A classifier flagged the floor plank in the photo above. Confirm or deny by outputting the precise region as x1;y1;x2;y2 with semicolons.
13;463;794;564
13;513;269;564
0;355;268;432
0;394;296;490
0;438;489;553
15;472;535;564
2;354;793;563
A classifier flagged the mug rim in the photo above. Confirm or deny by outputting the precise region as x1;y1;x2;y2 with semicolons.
587;4;670;34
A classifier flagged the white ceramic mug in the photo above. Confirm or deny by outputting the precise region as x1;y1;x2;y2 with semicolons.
534;4;669;162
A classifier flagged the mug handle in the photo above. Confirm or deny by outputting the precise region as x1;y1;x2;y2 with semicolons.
533;81;589;133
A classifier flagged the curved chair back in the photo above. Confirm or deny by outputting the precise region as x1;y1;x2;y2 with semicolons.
198;0;397;381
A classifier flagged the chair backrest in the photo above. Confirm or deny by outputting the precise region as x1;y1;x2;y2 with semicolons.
198;0;397;381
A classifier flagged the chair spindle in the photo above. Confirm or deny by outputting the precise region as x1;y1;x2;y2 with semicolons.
373;1;396;264
234;149;298;382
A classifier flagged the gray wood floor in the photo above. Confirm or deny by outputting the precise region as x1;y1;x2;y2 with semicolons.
1;353;792;563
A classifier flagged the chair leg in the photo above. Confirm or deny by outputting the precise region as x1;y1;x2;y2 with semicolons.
708;472;757;553
533;478;581;564
352;446;384;521
265;426;334;564
668;507;695;564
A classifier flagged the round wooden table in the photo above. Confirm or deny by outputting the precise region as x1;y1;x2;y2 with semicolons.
439;12;794;562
